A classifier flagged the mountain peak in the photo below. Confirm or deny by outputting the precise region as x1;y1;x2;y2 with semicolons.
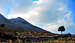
10;17;30;24
17;17;23;20
16;17;24;20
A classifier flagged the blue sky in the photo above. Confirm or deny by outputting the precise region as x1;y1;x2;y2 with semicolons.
32;0;38;1
0;0;75;34
68;0;75;23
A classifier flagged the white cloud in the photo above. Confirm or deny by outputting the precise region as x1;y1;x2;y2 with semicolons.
58;5;66;11
43;24;59;33
42;11;73;33
7;0;67;24
1;0;74;34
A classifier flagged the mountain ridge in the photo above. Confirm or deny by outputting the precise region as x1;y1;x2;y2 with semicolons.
0;14;50;33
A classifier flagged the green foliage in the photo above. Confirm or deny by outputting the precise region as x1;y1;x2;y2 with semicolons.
58;26;65;32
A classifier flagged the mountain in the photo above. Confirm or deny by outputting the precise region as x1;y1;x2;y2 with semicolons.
0;14;50;33
9;17;50;33
0;14;10;23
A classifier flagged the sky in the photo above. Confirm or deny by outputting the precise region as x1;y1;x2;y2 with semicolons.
0;0;75;34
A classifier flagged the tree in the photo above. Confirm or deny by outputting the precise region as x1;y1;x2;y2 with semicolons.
58;26;65;35
67;33;71;37
0;24;5;27
0;24;5;31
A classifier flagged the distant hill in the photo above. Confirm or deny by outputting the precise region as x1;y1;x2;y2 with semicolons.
0;13;50;33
